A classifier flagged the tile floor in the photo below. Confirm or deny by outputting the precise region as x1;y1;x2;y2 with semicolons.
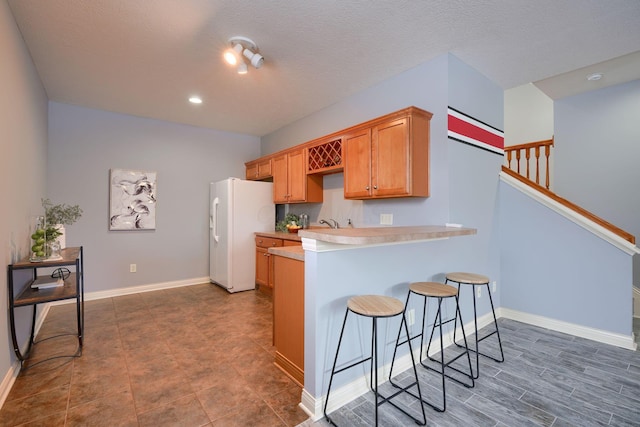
0;283;309;426
303;317;640;427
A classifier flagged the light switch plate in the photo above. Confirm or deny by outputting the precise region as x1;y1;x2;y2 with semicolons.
380;214;393;225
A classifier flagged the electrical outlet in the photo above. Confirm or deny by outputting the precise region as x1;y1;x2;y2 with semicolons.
130;264;137;273
492;281;497;292
476;287;481;298
380;214;393;225
407;309;415;326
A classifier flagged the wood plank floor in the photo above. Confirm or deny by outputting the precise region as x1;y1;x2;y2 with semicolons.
300;317;640;426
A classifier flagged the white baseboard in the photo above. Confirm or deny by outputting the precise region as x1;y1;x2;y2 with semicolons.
49;276;210;305
0;361;20;410
500;308;637;350
300;311;496;421
1;277;208;410
0;303;50;410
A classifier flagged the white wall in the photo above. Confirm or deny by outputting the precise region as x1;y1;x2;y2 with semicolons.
504;84;554;188
46;103;262;294
504;83;554;146
0;0;49;398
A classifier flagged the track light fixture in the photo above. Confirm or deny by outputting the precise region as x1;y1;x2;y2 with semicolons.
224;36;264;75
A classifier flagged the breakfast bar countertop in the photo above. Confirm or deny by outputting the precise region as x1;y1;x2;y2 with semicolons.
297;225;477;245
268;246;304;261
255;230;302;242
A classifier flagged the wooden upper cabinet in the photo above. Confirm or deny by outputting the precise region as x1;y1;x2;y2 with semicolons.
272;154;289;203
246;162;258;180
344;108;431;199
273;149;323;204
373;118;410;197
245;157;272;180
343;128;372;199
244;106;431;201
287;149;306;202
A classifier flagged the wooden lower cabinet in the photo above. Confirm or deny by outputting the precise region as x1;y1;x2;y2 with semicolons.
255;235;300;295
255;236;282;295
273;254;304;386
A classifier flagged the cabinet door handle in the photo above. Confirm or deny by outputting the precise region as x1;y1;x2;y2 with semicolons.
365;186;370;190
373;185;378;190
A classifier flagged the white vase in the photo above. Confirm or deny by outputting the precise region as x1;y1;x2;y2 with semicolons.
56;224;66;249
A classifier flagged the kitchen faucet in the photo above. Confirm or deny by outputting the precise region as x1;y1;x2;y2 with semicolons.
319;218;339;229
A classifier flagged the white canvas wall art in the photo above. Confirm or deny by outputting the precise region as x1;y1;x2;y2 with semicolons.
109;169;157;230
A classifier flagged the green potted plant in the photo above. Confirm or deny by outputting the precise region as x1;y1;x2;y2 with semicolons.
42;198;82;252
276;213;300;232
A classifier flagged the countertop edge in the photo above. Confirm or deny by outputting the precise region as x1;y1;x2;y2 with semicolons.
297;225;477;245
268;246;305;261
255;231;302;242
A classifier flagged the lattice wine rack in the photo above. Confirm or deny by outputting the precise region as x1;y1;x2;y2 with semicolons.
307;139;342;173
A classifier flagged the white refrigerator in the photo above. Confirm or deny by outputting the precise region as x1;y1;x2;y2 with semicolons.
209;178;275;293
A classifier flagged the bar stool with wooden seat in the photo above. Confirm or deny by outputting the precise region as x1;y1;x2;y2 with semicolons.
446;272;504;379
324;295;427;426
389;281;474;412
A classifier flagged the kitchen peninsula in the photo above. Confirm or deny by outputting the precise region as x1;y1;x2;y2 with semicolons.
298;225;476;246
293;225;478;419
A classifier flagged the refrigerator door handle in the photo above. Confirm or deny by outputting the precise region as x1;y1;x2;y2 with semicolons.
212;197;220;243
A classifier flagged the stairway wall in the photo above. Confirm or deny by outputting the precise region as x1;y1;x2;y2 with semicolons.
554;79;640;245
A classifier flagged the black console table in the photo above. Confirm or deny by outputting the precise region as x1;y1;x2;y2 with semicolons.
7;246;84;365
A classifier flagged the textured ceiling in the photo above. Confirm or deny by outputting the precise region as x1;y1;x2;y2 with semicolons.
7;0;640;136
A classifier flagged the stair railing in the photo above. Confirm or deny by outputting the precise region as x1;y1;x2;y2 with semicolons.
502;135;635;244
504;138;554;189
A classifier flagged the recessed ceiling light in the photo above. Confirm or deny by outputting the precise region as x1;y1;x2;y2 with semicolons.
586;73;603;81
189;96;203;104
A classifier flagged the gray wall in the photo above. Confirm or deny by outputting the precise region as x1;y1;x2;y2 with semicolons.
499;181;634;335
554;79;640;243
447;54;504;302
1;0;49;381
259;54;505;398
46;103;262;293
265;54;451;229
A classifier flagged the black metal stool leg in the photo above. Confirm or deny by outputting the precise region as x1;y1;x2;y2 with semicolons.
327;296;427;427
389;292;412;379
471;283;480;379
486;284;505;363
450;279;505;380
454;294;475;387
388;299;428;425
421;296;473;409
372;317;379;426
423;298;447;411
324;309;350;426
